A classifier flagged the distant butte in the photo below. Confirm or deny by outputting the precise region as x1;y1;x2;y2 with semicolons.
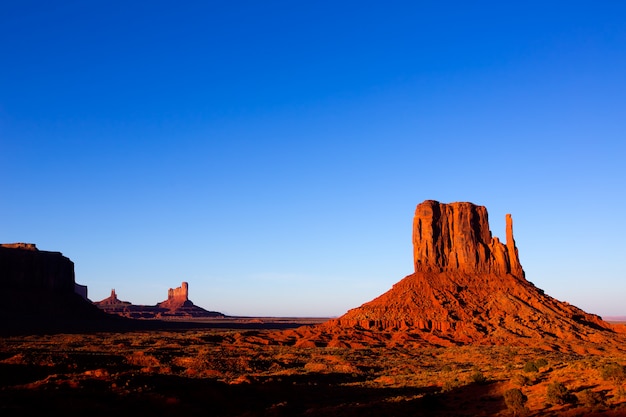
273;200;625;353
94;281;225;319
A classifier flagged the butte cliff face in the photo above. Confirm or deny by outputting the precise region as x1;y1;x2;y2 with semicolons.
0;243;76;293
0;243;106;333
157;282;189;309
412;200;523;278
319;200;619;352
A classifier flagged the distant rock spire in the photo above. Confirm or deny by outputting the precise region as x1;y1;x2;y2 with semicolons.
506;213;524;278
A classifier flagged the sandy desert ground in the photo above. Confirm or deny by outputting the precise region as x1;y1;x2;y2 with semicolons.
3;320;626;417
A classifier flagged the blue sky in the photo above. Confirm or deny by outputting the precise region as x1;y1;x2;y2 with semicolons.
1;1;625;317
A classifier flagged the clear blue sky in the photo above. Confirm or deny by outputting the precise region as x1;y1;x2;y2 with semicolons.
1;1;625;317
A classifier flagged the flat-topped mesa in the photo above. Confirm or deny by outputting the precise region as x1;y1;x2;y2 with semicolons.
0;243;75;292
0;243;38;251
0;243;107;329
412;200;524;278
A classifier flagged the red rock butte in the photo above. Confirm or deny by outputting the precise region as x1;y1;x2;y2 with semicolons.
412;200;523;278
301;200;625;353
159;282;189;309
95;281;224;319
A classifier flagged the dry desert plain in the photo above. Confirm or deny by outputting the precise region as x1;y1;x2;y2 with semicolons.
3;318;626;417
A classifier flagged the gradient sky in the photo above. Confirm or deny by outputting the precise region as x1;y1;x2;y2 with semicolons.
1;1;625;317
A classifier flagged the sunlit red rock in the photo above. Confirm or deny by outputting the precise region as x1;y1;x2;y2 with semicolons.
412;200;523;277
94;281;224;319
315;200;621;352
96;289;125;305
157;281;190;309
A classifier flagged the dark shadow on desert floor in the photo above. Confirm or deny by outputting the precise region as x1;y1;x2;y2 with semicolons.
0;368;503;417
0;315;326;337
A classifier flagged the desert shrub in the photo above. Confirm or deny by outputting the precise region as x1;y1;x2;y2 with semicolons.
512;373;531;387
600;362;626;383
577;388;605;409
441;364;452;372
535;358;548;368
504;388;528;414
442;377;461;392
469;370;487;384
546;381;577;405
523;361;539;373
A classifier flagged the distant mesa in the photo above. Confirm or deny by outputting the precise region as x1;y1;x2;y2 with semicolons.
0;243;106;331
94;281;225;319
300;200;623;352
0;242;224;334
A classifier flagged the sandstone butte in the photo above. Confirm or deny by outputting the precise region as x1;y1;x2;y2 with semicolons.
271;200;626;353
0;243;106;331
94;281;225;319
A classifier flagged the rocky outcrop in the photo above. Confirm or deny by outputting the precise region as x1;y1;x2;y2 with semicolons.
412;200;523;277
94;288;160;319
158;282;189;309
317;200;620;352
156;281;224;317
94;289;131;307
74;283;88;300
95;282;225;319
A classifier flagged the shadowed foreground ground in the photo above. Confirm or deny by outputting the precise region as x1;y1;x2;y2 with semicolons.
3;324;626;416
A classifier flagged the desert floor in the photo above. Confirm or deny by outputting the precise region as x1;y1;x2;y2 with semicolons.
2;320;626;416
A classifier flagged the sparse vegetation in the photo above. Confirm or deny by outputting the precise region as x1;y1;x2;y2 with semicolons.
504;388;528;415
2;329;626;416
546;381;576;405
442;377;462;392
577;388;605;409
469;370;487;384
511;373;531;387
600;362;626;383
523;360;539;373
